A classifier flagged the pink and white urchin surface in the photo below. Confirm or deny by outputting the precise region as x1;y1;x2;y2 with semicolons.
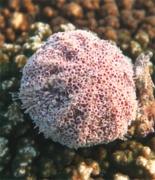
19;30;138;149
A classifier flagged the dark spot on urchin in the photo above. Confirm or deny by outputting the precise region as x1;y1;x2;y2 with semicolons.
65;50;79;61
49;66;60;75
74;108;85;117
61;45;79;61
45;86;70;102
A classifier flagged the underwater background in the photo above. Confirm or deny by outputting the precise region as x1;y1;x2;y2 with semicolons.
0;0;155;179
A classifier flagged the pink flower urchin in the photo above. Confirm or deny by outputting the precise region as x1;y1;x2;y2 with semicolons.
19;30;138;149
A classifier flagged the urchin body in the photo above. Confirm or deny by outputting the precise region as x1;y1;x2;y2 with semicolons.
19;30;137;149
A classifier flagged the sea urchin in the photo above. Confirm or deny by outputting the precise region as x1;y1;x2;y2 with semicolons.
19;30;138;149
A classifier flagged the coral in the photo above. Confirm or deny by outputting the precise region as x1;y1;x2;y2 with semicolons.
134;30;149;48
116;29;131;51
42;6;55;18
102;26;118;41
5;28;16;42
18;29;138;149
52;147;75;170
72;161;97;180
0;137;10;172
113;173;130;180
0;101;31;139
99;3;119;17
141;23;155;40
103;15;120;29
120;10;138;32
148;137;155;152
128;40;142;58
0;0;155;178
62;2;83;18
14;54;28;69
88;18;98;31
9;12;29;31
12;138;39;178
60;23;76;31
0;33;5;45
50;0;66;9
1;77;19;94
134;52;154;96
112;150;133;167
4;102;25;124
0;14;6;30
71;158;100;180
23;22;52;52
117;0;135;10
20;0;36;13
0;43;22;82
136;156;155;179
39;156;57;178
8;0;20;11
111;140;155;179
130;51;155;137
81;0;100;10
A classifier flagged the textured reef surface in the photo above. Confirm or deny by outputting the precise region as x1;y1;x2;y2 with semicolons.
0;0;155;179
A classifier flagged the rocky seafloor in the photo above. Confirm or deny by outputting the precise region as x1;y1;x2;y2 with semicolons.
0;0;155;179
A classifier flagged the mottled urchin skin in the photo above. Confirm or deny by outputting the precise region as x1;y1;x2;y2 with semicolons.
19;30;137;149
